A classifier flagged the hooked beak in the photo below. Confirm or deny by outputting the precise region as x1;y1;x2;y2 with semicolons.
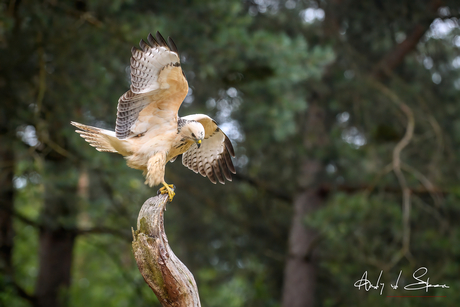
196;139;202;148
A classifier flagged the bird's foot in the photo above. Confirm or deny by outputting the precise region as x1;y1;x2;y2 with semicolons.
159;184;175;193
159;182;175;202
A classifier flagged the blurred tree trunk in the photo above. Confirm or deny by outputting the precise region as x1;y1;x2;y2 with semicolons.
0;135;15;276
34;131;78;307
282;103;327;307
35;162;78;307
281;181;323;307
282;9;343;305
0;1;20;283
35;227;76;307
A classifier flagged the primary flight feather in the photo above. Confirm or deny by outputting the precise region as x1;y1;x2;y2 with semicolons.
71;32;236;201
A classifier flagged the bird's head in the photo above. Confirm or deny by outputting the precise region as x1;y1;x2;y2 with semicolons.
182;121;205;148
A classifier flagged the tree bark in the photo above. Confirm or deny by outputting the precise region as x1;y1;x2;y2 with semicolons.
132;193;201;307
282;183;323;307
35;229;76;307
34;163;78;307
0;136;15;275
282;103;327;307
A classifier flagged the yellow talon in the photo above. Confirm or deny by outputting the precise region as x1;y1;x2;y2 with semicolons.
159;182;175;202
159;184;175;193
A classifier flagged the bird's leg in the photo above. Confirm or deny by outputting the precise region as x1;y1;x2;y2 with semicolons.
159;181;175;202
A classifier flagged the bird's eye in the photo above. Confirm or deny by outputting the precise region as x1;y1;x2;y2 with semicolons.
191;133;196;138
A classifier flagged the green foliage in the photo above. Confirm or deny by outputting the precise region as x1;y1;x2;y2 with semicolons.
70;235;159;307
2;0;460;306
307;191;460;306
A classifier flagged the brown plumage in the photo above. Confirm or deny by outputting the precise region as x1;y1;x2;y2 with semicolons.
71;32;236;201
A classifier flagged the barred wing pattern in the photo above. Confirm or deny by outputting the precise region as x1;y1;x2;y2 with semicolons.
182;115;236;184
116;32;188;139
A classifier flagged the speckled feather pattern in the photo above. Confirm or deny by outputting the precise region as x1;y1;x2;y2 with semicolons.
181;115;236;184
72;33;236;188
115;33;186;139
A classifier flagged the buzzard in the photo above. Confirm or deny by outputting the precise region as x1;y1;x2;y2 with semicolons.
71;32;236;201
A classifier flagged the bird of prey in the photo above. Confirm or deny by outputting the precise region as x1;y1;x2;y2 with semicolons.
71;32;236;201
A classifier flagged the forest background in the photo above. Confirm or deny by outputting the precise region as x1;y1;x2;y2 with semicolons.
1;0;460;306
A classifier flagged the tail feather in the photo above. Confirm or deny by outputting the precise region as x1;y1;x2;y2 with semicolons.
71;121;119;153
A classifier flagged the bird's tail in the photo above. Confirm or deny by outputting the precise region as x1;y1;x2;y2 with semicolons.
71;121;126;154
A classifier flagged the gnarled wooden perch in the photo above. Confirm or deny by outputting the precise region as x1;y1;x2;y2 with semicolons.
132;193;201;307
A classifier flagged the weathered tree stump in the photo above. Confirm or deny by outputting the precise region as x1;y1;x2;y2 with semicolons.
132;193;201;307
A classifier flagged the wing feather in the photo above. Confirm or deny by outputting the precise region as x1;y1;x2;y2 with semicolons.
223;148;236;174
206;164;216;184
168;37;179;53
147;33;160;47
213;163;225;184
155;31;169;47
219;159;233;181
115;32;188;139
224;136;235;157
181;114;236;184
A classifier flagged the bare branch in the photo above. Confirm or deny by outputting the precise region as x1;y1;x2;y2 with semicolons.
372;0;443;79
401;162;444;208
369;80;415;266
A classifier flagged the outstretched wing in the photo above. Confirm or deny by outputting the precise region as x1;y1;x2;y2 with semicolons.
116;32;188;139
181;115;236;184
